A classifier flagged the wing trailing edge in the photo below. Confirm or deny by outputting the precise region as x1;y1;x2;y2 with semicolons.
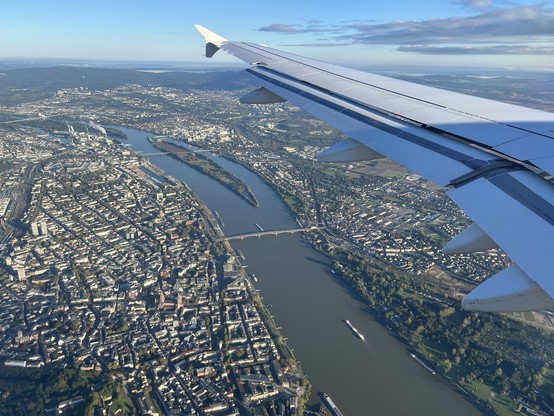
317;138;385;163
462;265;554;312
240;87;286;104
442;223;498;255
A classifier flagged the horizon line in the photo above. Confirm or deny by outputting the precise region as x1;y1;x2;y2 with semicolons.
0;58;553;73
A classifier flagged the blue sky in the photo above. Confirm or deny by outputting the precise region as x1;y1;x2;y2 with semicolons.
1;0;553;69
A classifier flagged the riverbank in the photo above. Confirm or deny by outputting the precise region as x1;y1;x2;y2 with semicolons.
245;271;312;414
310;236;505;415
149;138;259;208
222;153;309;222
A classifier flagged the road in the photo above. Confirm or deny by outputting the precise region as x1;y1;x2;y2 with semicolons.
1;115;50;124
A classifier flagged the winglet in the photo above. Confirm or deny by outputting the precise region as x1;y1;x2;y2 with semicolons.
194;25;227;58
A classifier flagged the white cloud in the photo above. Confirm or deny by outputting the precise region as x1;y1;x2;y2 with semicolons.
339;5;554;45
454;0;494;11
397;45;554;54
257;4;554;56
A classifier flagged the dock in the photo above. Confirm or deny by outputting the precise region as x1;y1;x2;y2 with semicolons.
214;210;225;227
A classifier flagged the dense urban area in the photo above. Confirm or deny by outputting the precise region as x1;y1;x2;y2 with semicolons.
0;67;554;416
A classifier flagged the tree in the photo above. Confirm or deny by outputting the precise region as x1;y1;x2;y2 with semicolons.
441;359;452;373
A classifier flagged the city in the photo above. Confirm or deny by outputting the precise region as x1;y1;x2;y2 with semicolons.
0;123;306;415
1;66;554;415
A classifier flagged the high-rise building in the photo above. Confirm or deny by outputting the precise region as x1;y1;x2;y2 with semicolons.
39;221;48;236
159;290;166;309
30;222;39;236
17;268;26;281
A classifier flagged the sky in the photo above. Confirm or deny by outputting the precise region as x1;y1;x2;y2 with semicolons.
1;0;553;69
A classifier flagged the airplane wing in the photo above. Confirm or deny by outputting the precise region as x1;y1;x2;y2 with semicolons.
194;25;554;313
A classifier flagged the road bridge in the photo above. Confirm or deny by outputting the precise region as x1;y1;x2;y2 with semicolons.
138;149;212;157
223;226;322;241
1;115;51;124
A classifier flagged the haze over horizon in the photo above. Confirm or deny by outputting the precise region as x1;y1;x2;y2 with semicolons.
1;0;553;70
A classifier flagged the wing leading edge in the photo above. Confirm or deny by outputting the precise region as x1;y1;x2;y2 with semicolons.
194;25;554;312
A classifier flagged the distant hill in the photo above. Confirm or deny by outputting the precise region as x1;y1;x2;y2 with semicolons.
0;66;251;105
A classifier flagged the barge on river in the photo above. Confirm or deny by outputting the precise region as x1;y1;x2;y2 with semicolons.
410;352;436;375
344;319;365;341
322;393;344;416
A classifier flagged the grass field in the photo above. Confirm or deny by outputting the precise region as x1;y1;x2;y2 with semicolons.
541;367;554;397
461;380;520;416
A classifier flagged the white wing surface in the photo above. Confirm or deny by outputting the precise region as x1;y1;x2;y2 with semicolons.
195;25;554;312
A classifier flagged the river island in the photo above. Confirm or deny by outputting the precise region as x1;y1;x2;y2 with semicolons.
149;137;259;208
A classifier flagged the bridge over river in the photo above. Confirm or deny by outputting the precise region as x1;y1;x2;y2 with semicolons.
138;149;212;157
223;226;323;241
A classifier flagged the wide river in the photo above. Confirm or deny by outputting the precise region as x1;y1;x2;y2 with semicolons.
122;127;484;416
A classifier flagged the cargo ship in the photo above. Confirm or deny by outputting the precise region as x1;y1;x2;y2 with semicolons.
410;352;436;375
322;393;344;416
344;319;365;341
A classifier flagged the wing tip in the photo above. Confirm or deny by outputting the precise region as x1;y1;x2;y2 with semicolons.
194;25;227;47
194;25;227;58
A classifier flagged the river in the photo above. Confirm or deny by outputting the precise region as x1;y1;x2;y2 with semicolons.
122;127;484;416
